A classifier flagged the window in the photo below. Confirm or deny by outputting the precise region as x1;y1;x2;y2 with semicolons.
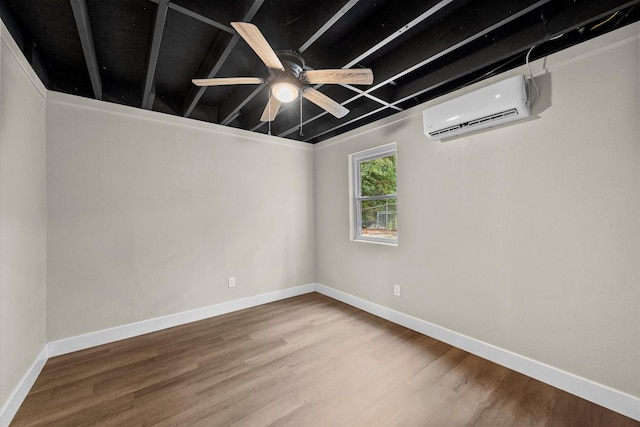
349;143;397;244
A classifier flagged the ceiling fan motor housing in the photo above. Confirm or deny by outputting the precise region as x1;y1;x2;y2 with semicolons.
276;50;305;79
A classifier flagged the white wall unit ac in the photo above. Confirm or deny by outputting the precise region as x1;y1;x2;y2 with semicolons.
423;75;531;140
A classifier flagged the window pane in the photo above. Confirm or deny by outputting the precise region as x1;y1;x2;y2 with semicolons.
360;154;396;197
360;198;397;239
350;143;397;244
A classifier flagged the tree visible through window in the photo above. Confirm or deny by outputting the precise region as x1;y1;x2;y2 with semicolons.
350;143;397;244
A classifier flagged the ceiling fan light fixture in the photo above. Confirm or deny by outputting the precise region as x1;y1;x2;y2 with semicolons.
271;82;299;103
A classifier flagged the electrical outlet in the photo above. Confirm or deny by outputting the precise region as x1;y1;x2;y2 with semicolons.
393;284;400;296
228;277;236;288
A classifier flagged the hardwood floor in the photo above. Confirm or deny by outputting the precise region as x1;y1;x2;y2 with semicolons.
11;293;639;426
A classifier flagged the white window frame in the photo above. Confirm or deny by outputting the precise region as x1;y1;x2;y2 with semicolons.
349;142;397;245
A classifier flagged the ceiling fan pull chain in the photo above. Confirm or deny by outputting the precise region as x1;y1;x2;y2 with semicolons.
299;91;304;137
268;90;272;136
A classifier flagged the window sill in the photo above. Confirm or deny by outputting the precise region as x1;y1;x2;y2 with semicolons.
351;237;398;247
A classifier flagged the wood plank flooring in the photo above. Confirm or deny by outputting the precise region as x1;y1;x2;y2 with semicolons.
11;293;639;426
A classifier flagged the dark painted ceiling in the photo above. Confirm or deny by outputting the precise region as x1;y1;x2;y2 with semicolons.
1;0;638;143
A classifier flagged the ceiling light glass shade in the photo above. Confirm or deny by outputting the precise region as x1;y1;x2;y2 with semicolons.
271;82;299;103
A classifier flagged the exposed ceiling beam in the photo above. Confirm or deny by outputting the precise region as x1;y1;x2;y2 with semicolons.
142;0;169;110
340;84;402;112
303;0;463;68
148;0;234;34
70;0;102;100
305;104;389;142
298;0;360;53
220;83;268;126
300;0;640;142
390;0;640;104
182;0;264;118
183;33;242;118
276;0;551;138
12;0;636;144
343;0;455;69
360;0;550;88
166;3;234;34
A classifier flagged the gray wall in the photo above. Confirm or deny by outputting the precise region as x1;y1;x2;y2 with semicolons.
45;93;315;340
0;23;47;405
315;24;640;397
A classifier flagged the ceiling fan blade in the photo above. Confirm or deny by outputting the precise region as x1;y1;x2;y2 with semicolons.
260;98;282;122
302;88;349;119
192;77;264;87
231;22;284;71
303;69;373;85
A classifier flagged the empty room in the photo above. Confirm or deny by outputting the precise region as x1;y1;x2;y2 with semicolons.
1;1;639;425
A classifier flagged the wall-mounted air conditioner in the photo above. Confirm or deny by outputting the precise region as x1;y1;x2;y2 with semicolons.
423;75;531;140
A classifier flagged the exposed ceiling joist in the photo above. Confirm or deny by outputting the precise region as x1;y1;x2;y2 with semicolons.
276;0;552;139
142;0;169;110
3;0;637;143
148;0;234;34
340;84;402;112
343;0;457;69
166;2;234;34
183;0;264;118
69;0;101;100
300;0;640;142
220;82;268;126
392;0;640;105
297;0;359;53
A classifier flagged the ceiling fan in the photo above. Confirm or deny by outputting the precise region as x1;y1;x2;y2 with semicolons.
192;22;374;123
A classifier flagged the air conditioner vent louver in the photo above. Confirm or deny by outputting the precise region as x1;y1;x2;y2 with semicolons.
423;76;530;140
467;108;518;126
429;108;520;138
429;124;463;138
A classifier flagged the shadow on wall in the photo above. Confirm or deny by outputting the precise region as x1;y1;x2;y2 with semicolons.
530;73;553;116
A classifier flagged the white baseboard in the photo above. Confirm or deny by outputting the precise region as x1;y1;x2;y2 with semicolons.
315;283;640;422
2;284;315;426
0;345;48;427
48;283;315;357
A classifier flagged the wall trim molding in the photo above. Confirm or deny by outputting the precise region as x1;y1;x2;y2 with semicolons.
45;91;312;151
48;283;316;357
0;345;48;427
314;283;640;422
